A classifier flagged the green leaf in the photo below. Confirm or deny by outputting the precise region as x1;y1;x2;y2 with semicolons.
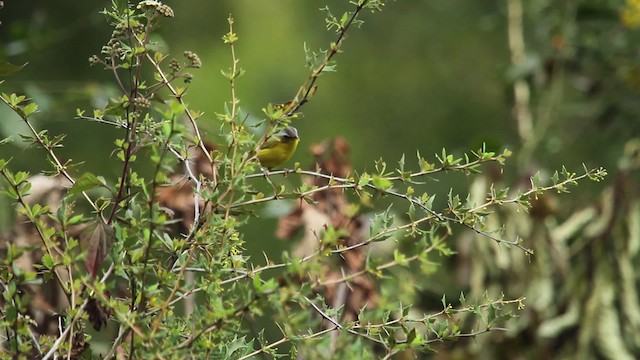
406;328;417;344
407;202;416;222
393;249;407;266
14;171;29;185
486;303;497;325
370;205;393;240
0;136;13;146
1;187;19;200
225;336;251;358
41;253;54;269
252;274;263;292
417;150;434;172
67;214;85;225
22;103;38;117
0;61;27;77
70;173;107;195
371;175;393;191
356;172;371;188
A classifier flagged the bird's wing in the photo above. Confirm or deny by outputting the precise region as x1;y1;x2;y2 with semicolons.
260;136;281;150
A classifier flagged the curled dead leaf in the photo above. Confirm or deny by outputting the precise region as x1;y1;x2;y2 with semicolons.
81;220;115;279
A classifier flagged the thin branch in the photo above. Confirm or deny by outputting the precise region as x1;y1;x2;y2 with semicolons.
104;324;127;360
284;0;369;116
175;294;261;350
350;297;526;331
139;41;213;165
0;170;74;302
318;234;449;286
239;337;289;360
304;296;386;347
237;327;337;360
245;167;535;254
0;96;103;221
467;167;605;213
42;264;115;360
76;114;203;228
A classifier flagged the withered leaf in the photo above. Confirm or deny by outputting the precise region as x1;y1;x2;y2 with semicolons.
86;297;111;331
276;206;304;240
81;220;115;279
282;137;378;322
68;331;89;359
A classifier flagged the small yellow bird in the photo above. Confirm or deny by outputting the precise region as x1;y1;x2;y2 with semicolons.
257;126;300;169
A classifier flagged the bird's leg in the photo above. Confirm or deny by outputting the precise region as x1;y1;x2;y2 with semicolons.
261;167;276;189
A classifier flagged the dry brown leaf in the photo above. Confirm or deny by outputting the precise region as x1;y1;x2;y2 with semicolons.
86;297;111;331
157;142;216;229
278;137;377;323
81;220;115;280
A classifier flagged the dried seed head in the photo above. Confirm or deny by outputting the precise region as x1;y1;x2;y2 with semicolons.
137;1;174;17
184;51;202;68
169;59;181;73
133;96;151;108
88;55;100;66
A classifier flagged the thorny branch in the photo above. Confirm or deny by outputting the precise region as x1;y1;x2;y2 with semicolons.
0;96;103;221
41;264;116;360
244;164;537;254
284;0;370;117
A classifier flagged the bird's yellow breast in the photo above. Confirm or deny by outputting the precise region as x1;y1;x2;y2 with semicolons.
257;139;299;169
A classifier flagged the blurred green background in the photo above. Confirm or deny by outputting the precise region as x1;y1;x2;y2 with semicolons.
3;2;631;180
2;1;632;197
0;0;522;243
1;1;513;173
3;0;633;239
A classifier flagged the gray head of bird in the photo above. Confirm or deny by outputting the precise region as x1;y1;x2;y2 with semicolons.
280;126;299;141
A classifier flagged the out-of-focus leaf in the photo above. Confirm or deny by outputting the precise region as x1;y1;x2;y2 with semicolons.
0;61;27;77
537;301;580;339
595;295;635;360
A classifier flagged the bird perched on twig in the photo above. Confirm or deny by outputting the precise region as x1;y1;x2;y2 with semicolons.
257;126;300;170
